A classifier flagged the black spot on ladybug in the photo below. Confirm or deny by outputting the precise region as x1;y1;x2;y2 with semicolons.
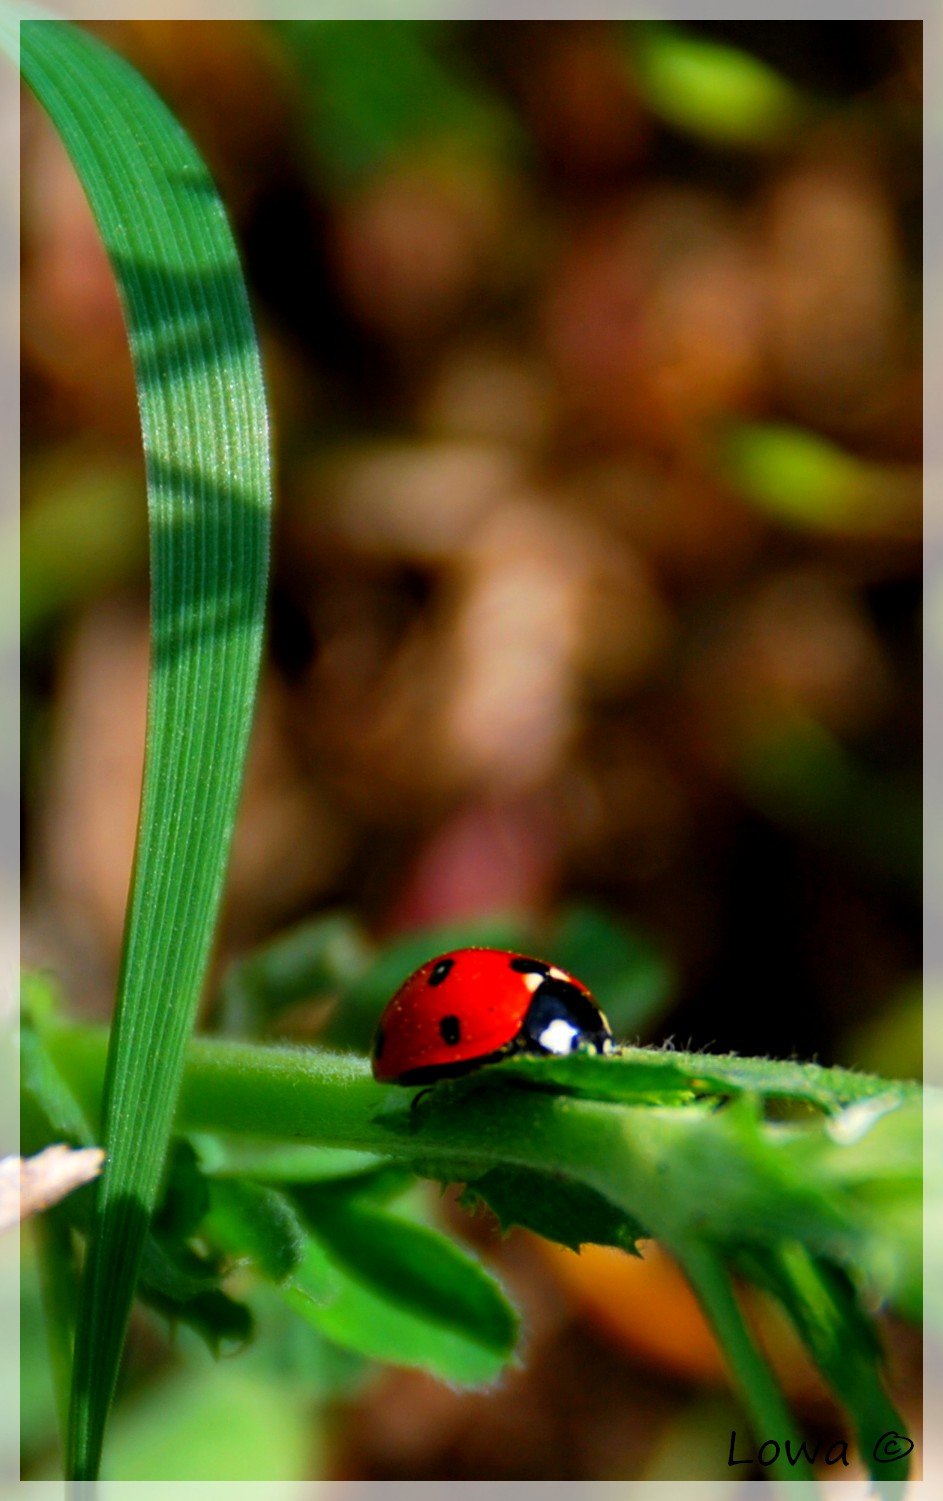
428;958;455;987
373;1026;384;1059
439;1014;461;1046
509;957;550;976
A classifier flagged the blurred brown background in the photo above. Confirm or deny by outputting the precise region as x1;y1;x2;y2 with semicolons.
21;18;921;1481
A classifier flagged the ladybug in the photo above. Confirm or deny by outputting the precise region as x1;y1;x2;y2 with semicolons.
371;947;613;1085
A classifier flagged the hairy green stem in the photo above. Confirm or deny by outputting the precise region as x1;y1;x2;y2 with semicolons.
41;1021;900;1269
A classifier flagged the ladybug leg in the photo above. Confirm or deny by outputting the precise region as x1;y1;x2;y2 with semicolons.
410;1085;436;1115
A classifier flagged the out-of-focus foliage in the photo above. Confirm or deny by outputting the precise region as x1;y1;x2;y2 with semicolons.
21;15;921;1487
626;22;811;147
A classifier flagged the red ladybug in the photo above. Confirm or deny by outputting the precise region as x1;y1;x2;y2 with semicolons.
371;947;614;1085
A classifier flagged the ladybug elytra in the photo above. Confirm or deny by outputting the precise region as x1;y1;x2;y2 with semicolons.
371;947;613;1085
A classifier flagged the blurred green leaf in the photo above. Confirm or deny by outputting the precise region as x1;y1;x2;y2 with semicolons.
99;1364;311;1481
21;1239;63;1473
627;22;809;147
274;18;519;185
137;1248;253;1356
196;1138;386;1185
21;1016;96;1156
733;1243;912;1483
152;1140;209;1242
206;1179;307;1285
284;1197;519;1386
21;458;147;640
736;714;920;889
217;911;373;1036
551;906;674;1037
722;421;920;535
324;913;533;1050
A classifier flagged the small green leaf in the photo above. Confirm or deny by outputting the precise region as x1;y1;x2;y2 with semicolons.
136;1240;253;1356
284;1203;518;1388
721;421;920;534
206;1180;307;1285
274;19;519;186
627;22;809;148
474;1043;919;1113
460;1166;645;1253
21;1017;95;1154
217;912;374;1035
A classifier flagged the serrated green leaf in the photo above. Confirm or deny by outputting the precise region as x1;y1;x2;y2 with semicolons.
460;1166;644;1252
472;1044;919;1112
11;17;273;1479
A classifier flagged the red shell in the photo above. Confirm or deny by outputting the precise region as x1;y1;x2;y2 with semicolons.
371;946;611;1085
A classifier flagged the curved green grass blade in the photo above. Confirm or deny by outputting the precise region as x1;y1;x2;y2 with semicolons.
14;18;271;1478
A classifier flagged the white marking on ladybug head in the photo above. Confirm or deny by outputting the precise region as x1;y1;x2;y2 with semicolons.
521;971;544;993
538;1018;581;1054
548;966;568;982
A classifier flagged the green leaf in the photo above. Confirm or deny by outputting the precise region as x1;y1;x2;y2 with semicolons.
732;1244;912;1485
472;1044;920;1113
551;906;674;1037
37;1013;923;1460
627;22;809;148
12;18;272;1480
136;1239;253;1356
205;1180;307;1286
284;1197;519;1387
460;1166;645;1253
21;1014;96;1155
99;1365;311;1482
721;421;920;535
274;18;519;186
217;912;374;1035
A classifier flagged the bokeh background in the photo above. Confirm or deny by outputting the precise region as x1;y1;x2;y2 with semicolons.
21;18;921;1483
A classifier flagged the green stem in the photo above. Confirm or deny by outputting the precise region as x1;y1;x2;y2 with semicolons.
41;1021;881;1267
672;1241;818;1488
